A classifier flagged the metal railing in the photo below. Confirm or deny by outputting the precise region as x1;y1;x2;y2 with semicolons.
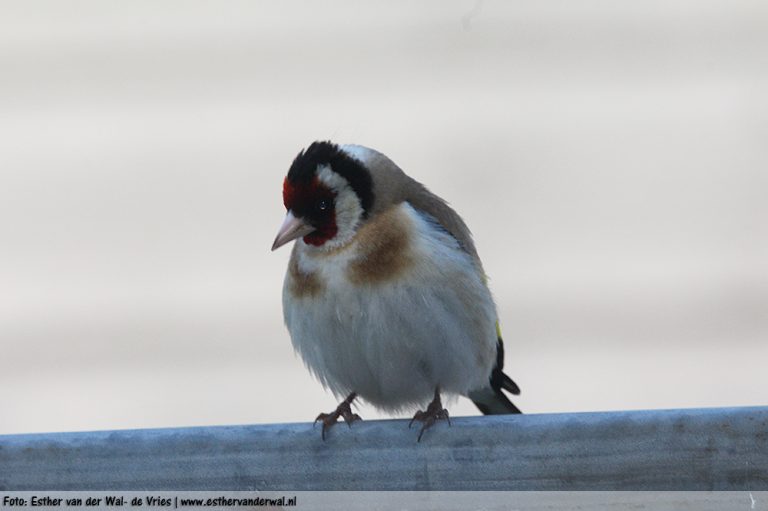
1;406;767;490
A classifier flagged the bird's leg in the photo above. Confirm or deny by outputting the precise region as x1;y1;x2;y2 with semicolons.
314;392;362;440
409;387;451;442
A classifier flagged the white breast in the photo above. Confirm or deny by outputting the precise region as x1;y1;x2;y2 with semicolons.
282;202;497;412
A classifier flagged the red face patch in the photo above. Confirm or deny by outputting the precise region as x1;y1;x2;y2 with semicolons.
283;177;338;246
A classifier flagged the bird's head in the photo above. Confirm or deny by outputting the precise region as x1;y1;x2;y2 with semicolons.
272;141;374;251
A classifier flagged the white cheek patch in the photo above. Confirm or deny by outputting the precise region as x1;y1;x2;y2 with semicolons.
316;164;364;249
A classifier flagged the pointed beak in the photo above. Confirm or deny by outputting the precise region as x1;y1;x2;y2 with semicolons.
271;211;315;251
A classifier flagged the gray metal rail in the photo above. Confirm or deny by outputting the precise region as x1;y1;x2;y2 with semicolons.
1;407;767;490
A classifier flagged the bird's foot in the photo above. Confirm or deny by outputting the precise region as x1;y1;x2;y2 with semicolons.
314;392;361;440
409;388;451;442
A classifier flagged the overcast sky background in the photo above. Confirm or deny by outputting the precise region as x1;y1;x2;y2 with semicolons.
1;0;767;434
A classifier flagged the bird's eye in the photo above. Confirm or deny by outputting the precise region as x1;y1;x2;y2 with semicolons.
318;199;329;211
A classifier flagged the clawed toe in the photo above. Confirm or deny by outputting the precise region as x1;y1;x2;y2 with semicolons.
314;393;362;440
410;389;451;442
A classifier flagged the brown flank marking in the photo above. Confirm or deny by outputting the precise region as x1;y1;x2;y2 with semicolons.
289;255;324;298
348;206;413;285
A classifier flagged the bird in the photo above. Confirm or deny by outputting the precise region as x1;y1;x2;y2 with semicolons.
272;141;521;441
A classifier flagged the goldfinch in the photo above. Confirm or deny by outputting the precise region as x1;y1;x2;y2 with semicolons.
272;141;521;441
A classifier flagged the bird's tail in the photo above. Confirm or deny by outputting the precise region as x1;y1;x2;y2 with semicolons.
469;379;522;415
469;334;522;415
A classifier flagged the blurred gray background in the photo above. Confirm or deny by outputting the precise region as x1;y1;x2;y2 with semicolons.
1;0;767;435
